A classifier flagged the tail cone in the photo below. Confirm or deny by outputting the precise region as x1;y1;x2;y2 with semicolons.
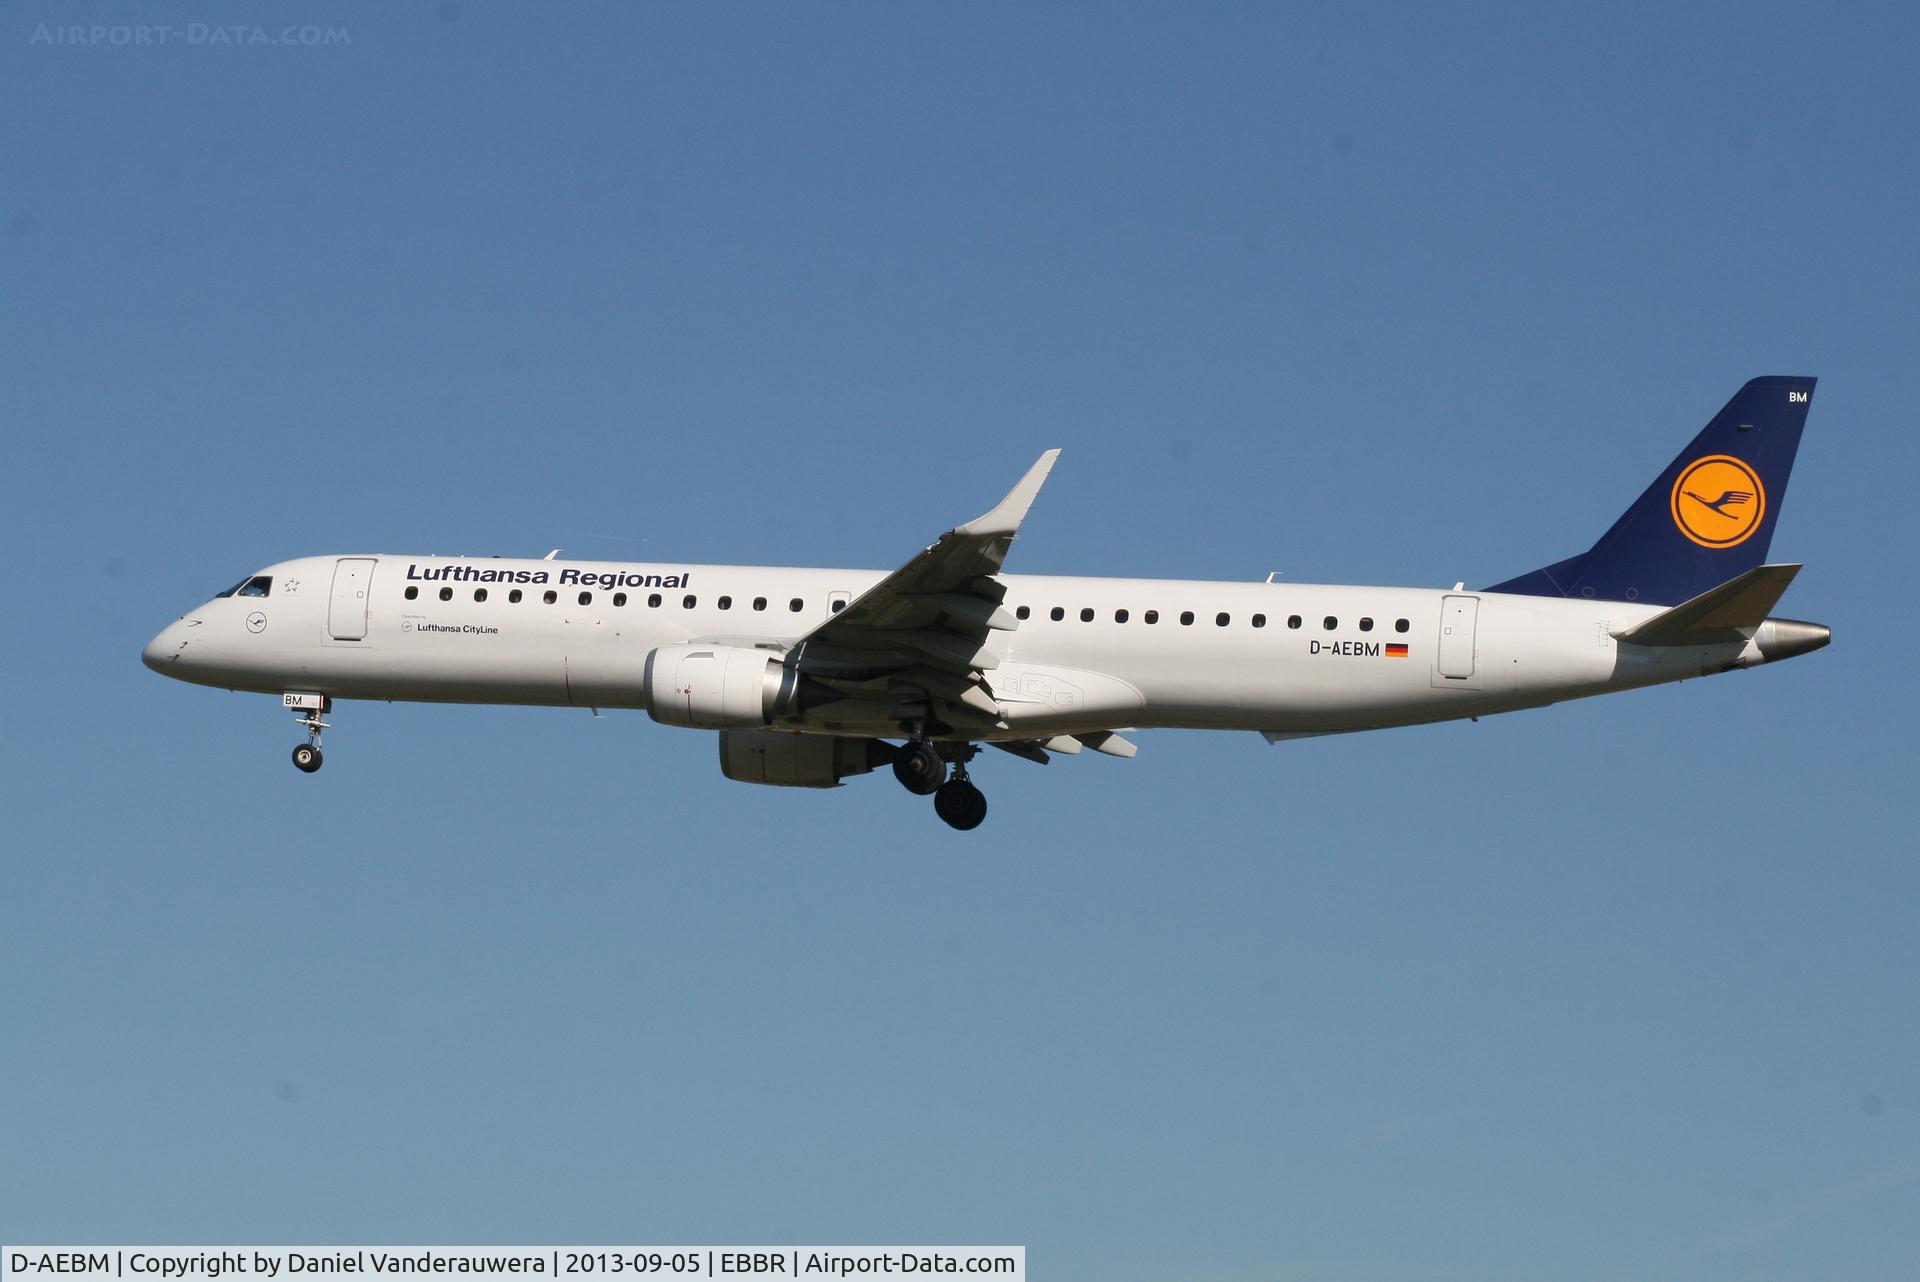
1754;617;1831;663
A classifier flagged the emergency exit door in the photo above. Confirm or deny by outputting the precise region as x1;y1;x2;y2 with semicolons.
329;558;376;640
1437;594;1478;679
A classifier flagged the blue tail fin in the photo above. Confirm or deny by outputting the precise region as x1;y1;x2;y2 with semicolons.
1485;376;1816;606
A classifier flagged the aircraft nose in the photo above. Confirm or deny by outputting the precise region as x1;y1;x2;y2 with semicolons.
143;620;187;673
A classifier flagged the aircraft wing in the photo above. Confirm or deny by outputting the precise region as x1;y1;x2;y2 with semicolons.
790;450;1060;731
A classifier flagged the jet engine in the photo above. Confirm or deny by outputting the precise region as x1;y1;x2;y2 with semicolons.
644;643;844;729
644;644;788;728
718;730;895;788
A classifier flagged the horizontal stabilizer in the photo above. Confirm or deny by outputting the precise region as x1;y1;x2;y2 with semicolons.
1612;563;1801;647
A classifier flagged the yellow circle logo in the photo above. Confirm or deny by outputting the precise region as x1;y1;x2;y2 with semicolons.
1670;455;1766;548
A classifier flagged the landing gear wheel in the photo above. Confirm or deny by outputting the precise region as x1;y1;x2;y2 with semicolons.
893;739;947;795
934;779;988;830
287;693;331;773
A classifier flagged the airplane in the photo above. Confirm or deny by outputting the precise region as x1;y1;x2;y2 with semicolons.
143;376;1830;830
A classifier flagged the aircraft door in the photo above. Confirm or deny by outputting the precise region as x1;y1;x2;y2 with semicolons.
1437;594;1477;679
328;558;376;640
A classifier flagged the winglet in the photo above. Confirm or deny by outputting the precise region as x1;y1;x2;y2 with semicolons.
956;450;1061;539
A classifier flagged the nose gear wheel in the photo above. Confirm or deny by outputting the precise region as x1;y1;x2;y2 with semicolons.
288;694;331;773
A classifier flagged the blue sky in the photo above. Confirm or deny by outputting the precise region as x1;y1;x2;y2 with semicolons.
3;3;1915;1279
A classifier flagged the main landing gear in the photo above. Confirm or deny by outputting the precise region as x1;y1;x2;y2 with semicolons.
933;775;987;831
893;736;989;831
287;692;331;774
892;739;946;795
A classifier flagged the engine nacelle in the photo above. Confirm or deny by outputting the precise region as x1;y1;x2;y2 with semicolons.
718;730;894;788
644;643;787;729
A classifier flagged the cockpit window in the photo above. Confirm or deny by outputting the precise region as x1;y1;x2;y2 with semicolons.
214;577;250;598
237;576;273;598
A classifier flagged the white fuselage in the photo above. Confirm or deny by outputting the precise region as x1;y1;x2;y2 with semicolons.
142;553;1762;741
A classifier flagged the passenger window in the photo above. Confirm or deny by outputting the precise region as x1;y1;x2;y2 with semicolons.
753;597;768;611
1115;609;1129;623
1323;616;1337;630
648;593;662;608
1359;617;1374;632
509;589;523;604
543;590;557;604
1395;618;1410;633
789;598;804;612
405;586;418;601
238;576;272;598
831;599;846;613
1080;608;1094;622
1252;614;1266;628
1144;610;1159;625
613;592;626;606
1016;605;1031;620
578;591;593;606
439;587;453;602
1050;607;1065;621
1215;612;1230;627
683;595;697;609
718;596;733;610
474;588;488;603
1287;615;1302;629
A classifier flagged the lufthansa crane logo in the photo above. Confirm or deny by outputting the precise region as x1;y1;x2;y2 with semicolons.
1670;455;1766;548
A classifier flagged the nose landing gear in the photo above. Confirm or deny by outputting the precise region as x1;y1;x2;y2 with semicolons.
285;692;330;773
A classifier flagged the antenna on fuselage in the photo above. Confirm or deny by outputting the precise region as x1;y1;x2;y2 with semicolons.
544;549;561;560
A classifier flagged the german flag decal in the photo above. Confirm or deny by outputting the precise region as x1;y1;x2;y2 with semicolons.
1385;643;1409;658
